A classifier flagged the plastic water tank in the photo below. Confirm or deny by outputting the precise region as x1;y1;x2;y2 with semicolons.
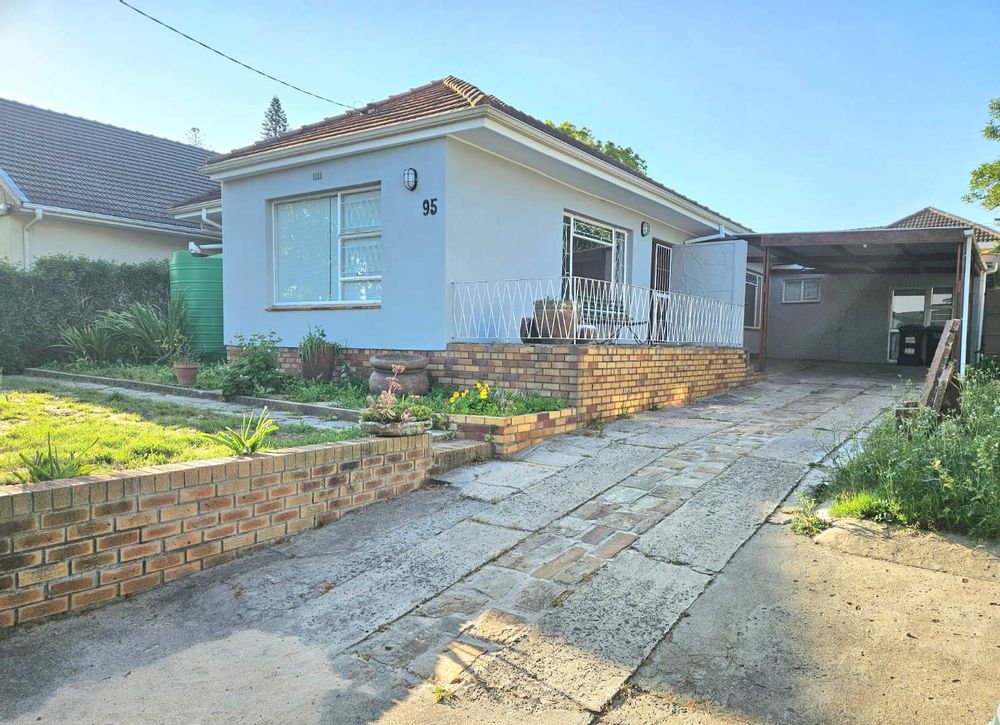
169;251;224;359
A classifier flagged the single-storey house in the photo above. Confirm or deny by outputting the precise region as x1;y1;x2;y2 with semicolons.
0;98;221;268
741;207;999;371
201;76;752;354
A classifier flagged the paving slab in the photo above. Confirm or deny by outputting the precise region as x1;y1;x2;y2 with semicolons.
476;444;663;531
635;457;806;571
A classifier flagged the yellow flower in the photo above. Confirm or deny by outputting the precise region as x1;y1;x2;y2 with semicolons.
479;388;488;400
461;390;469;398
475;382;482;389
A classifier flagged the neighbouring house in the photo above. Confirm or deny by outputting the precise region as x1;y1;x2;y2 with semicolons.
0;98;221;268
201;75;752;358
741;207;1000;370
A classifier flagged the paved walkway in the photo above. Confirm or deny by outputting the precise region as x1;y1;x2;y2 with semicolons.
0;364;930;724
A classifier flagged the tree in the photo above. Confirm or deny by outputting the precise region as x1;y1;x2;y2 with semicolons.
545;120;648;174
185;127;205;147
261;96;290;140
964;98;1000;224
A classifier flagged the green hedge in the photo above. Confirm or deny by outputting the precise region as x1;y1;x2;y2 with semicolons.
0;256;169;373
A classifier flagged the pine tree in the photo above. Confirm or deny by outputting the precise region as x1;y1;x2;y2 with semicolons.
185;127;205;147
261;96;290;140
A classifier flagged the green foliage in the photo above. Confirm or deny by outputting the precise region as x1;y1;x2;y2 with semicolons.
58;323;120;365
219;332;288;400
0;256;169;372
439;382;566;417
829;491;907;524
828;374;1000;539
359;395;433;424
261;95;290;140
789;496;831;536
284;378;369;408
964;98;1000;224
59;361;228;390
0;378;363;483
57;299;186;365
204;408;279;455
15;433;95;483
299;325;335;362
545;120;648;173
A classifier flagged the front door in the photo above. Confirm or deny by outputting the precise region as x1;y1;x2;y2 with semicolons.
650;241;671;340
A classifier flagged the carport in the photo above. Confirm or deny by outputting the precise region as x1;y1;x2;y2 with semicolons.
737;226;989;372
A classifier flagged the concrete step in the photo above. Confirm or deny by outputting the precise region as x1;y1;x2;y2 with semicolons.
430;439;491;477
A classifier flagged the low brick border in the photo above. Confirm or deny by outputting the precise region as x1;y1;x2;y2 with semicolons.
0;435;432;628
447;408;581;456
23;369;360;422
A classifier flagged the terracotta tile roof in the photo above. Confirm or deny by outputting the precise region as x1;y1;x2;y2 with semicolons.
0;98;218;229
888;207;999;248
209;76;747;230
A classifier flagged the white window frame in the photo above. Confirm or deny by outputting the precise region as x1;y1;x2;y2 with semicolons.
562;212;629;284
271;185;382;308
744;271;763;329
782;277;821;304
885;285;954;362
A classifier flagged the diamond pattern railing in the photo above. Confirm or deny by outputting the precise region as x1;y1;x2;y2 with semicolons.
451;276;743;347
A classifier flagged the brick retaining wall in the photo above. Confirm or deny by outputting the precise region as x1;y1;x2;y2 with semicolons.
0;435;432;628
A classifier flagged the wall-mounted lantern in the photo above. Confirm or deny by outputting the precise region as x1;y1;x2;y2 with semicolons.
640;221;650;237
403;168;418;191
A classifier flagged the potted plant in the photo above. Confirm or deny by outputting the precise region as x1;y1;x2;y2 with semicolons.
359;365;433;436
300;325;337;381
532;297;580;341
173;344;200;386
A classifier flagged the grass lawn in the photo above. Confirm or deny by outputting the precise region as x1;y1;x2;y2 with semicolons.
0;379;363;485
52;361;229;390
826;370;1000;540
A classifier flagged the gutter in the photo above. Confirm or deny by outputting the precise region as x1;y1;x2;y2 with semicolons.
684;224;727;244
20;203;220;239
200;208;222;231
960;230;973;375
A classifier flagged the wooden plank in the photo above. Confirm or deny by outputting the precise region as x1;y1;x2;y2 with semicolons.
920;318;961;412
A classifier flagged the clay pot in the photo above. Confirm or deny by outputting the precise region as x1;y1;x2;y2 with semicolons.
368;353;430;395
173;363;200;386
301;345;336;381
360;419;432;437
532;299;580;341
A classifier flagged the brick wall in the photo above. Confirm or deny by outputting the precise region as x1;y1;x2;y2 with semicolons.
448;408;581;456
0;435;432;628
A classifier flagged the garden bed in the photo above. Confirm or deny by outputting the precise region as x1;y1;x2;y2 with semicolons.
826;369;1000;540
0;378;363;485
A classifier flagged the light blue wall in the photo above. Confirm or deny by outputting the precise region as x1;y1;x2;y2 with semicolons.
444;139;690;289
220;139;447;350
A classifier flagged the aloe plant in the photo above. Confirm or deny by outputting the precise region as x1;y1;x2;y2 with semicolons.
15;434;96;483
204;408;279;455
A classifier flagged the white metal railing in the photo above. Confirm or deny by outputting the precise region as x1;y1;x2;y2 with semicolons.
451;276;744;347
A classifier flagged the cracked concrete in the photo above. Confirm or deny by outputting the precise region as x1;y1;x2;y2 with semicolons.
5;361;985;725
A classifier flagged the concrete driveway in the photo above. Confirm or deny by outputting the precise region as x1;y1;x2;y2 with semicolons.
1;363;996;724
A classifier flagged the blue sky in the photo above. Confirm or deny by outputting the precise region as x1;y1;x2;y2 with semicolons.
3;0;997;232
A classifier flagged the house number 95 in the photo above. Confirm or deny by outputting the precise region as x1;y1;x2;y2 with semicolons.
422;198;438;216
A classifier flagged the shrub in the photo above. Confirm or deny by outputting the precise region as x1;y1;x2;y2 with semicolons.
299;325;337;362
58;298;187;365
442;382;566;416
219;332;287;400
0;256;169;372
828;374;1000;539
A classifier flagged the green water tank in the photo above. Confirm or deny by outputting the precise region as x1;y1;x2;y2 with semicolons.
170;251;224;360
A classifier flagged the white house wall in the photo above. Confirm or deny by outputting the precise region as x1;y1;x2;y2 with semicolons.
444;138;692;291
0;214;186;267
220;138;448;350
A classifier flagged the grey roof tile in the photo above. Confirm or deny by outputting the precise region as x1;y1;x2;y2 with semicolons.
0;98;218;229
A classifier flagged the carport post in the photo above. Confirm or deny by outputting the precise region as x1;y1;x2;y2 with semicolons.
959;231;973;375
759;247;771;372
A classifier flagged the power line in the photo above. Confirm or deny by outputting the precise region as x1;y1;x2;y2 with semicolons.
117;0;355;109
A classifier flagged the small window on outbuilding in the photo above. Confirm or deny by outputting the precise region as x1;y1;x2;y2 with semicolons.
782;278;820;303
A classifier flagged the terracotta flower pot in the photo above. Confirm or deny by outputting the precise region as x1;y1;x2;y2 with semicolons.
301;345;336;381
360;419;432;437
173;363;200;386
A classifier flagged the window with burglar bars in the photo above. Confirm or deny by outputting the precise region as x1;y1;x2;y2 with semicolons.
744;271;762;328
561;214;628;285
273;187;382;304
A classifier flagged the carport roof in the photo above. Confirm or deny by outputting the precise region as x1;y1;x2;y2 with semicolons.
737;226;985;275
